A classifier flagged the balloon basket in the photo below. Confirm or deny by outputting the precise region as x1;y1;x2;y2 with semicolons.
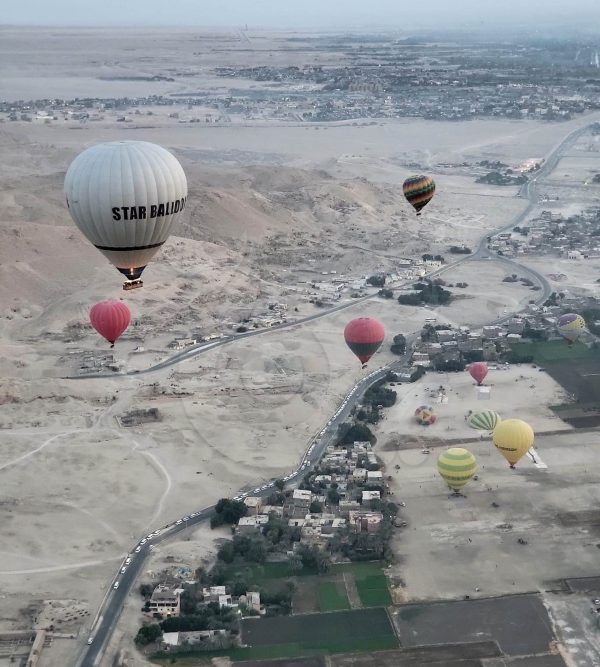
123;279;143;291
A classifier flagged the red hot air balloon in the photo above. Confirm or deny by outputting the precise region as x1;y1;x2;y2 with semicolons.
344;317;385;368
90;300;131;347
469;362;488;386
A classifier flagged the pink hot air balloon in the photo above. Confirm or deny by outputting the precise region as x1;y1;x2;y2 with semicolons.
89;300;131;347
469;362;488;386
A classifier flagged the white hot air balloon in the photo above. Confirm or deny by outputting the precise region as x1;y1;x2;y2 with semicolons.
64;141;188;287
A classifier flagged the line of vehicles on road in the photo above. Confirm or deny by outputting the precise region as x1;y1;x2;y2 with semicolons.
90;368;389;647
229;370;385;502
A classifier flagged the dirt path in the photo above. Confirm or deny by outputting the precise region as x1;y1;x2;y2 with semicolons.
343;572;362;609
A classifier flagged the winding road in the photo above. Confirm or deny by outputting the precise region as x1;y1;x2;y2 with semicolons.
77;119;592;666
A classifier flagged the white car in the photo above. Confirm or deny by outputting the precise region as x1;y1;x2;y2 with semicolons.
121;567;127;574
260;485;268;490
134;546;141;553
190;513;198;517
176;519;182;525
182;516;189;521
233;496;242;501
240;492;248;497
113;582;120;589
140;539;147;545
146;534;153;539
125;557;132;565
87;637;94;645
253;488;261;493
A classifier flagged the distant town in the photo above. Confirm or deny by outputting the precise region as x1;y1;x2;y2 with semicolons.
3;37;600;124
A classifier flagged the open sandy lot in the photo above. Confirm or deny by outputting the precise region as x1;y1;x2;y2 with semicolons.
381;429;600;601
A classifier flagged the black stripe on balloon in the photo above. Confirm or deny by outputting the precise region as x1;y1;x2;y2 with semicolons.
94;241;165;251
346;341;383;357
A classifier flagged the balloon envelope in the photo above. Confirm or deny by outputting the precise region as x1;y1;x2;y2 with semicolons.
438;447;477;492
469;362;488;385
492;418;534;467
557;313;586;344
90;300;131;345
403;175;435;215
467;410;501;431
415;405;436;426
344;317;385;365
65;141;188;281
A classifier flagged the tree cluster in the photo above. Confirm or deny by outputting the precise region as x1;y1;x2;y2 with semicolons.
397;280;452;306
135;623;162;645
210;498;248;528
390;333;406;355
433;358;466;372
337;421;376;445
367;274;386;287
160;603;237;633
449;245;472;254
363;382;397;408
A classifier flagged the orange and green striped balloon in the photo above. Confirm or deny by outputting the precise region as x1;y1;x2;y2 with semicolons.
403;175;435;216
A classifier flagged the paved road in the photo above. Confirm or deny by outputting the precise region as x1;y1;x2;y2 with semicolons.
77;120;593;666
78;335;418;667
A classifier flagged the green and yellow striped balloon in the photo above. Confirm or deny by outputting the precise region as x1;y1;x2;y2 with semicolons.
467;410;501;432
403;175;436;216
437;447;477;493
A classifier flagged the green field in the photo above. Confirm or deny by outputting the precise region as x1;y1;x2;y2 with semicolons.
355;573;392;607
219;560;307;584
153;608;398;664
241;608;397;651
510;341;600;423
318;582;351;612
510;340;597;364
333;562;392;607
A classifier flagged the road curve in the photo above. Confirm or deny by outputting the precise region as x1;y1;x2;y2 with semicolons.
77;119;594;666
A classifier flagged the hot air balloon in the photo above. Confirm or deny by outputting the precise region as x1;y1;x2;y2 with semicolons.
90;300;131;347
64;141;188;288
403;175;435;216
437;447;477;494
344;317;385;368
492;418;534;469
467;409;501;432
415;405;436;426
469;362;488;386
557;313;586;345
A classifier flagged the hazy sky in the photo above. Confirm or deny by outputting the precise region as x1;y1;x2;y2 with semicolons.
4;0;600;30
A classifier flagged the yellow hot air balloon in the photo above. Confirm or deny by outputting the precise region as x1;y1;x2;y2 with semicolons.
437;447;477;494
492;419;534;469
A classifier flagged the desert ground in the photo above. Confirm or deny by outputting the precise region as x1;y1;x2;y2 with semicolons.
2;27;600;667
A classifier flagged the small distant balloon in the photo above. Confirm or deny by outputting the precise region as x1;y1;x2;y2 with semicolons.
415;405;436;426
557;313;586;345
403;175;435;216
469;362;488;386
344;317;385;367
437;447;477;493
90;300;131;347
492;418;534;469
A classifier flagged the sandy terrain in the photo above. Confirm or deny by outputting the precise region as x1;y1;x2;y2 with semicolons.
382;429;600;602
1;27;600;667
376;363;569;445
